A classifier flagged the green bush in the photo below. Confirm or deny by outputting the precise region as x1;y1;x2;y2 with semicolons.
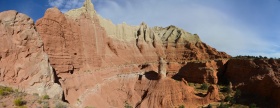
207;104;213;108
0;89;6;96
55;102;67;108
200;83;209;90
179;105;185;108
224;96;232;102
249;103;257;108
33;93;39;96
221;85;232;94
234;89;241;98
42;101;49;108
0;86;13;96
3;87;13;92
42;94;49;99
124;102;133;108
37;100;42;104
217;102;230;108
230;99;236;104
14;98;26;106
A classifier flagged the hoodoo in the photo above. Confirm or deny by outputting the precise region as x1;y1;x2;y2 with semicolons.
158;57;167;78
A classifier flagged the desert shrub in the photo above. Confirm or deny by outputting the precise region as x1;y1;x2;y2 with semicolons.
37;100;42;104
0;89;6;96
234;89;241;98
249;103;257;108
33;93;39;96
14;89;19;93
224;95;232;102
42;94;49;99
124;101;133;108
0;86;13;96
179;105;185;108
14;98;26;106
42;101;49;108
200;83;209;90
207;104;213;108
3;87;13;92
55;102;67;108
221;85;232;94
230;99;236;105
217;102;230;108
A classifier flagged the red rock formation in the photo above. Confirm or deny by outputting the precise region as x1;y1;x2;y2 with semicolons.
135;77;201;108
177;60;228;84
226;59;280;106
33;0;230;107
36;7;107;74
204;85;220;102
5;0;280;107
0;1;230;107
0;10;62;99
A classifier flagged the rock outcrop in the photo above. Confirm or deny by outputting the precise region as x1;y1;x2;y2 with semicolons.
0;10;62;99
177;60;228;84
226;58;280;106
3;0;280;107
33;0;230;107
135;77;201;108
158;57;167;78
205;85;220;102
36;6;107;74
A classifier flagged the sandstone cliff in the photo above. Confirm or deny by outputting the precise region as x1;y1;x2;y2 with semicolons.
34;0;230;107
1;0;279;107
225;58;280;107
176;60;228;84
0;10;62;99
0;0;232;107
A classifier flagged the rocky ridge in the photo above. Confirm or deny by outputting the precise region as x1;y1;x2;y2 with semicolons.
4;0;280;108
0;10;62;99
225;58;280;107
34;0;230;107
0;0;230;107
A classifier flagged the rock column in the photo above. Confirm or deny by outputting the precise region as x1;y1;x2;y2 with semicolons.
159;57;167;78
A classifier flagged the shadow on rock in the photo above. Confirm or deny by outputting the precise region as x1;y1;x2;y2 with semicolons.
144;71;159;80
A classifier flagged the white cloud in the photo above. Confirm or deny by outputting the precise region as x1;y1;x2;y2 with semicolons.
48;0;84;13
48;0;64;8
47;0;280;58
93;0;280;57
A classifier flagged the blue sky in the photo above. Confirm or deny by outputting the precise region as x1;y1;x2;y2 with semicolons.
0;0;279;57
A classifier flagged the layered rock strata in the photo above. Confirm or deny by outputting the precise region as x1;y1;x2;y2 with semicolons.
177;60;228;84
0;10;62;99
34;0;231;107
2;0;280;107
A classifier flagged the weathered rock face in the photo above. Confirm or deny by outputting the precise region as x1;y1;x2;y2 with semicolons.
0;10;62;99
205;85;220;102
177;60;228;84
33;0;230;107
36;6;107;74
226;59;280;106
158;57;167;78
135;77;201;108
